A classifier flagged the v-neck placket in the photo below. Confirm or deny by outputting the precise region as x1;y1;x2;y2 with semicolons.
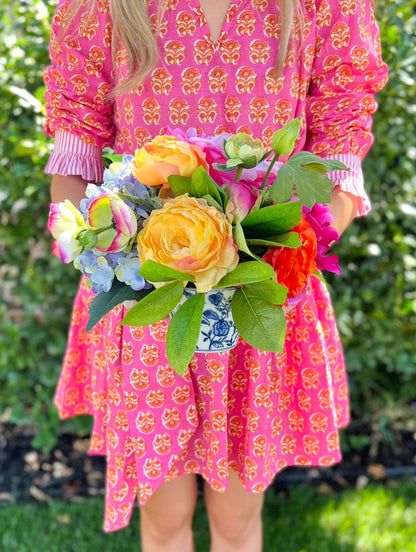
186;0;244;49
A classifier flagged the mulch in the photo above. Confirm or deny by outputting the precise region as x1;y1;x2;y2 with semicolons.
0;421;415;505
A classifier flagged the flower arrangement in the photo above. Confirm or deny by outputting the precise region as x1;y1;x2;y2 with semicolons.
48;119;343;375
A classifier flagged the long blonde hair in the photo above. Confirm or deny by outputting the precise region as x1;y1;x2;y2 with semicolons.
62;0;303;95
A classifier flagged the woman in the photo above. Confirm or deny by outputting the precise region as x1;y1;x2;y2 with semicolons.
44;0;388;550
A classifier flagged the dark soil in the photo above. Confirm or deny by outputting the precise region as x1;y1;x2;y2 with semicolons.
0;421;415;505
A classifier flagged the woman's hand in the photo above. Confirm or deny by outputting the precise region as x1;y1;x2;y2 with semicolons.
50;174;89;206
329;186;360;236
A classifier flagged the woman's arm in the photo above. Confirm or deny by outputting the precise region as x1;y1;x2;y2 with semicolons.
50;174;88;205
329;187;360;236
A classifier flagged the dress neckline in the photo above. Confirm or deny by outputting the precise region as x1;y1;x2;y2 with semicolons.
186;0;244;46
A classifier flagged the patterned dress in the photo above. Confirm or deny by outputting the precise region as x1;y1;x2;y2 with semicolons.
44;0;388;532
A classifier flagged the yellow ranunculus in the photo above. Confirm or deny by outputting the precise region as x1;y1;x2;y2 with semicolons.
131;135;208;191
137;195;239;293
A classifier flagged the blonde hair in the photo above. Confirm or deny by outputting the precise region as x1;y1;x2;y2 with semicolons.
62;0;303;95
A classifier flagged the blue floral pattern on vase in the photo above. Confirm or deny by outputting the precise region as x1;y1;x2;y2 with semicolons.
172;288;239;353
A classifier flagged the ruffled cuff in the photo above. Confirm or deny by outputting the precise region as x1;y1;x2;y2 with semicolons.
45;130;104;182
324;154;371;217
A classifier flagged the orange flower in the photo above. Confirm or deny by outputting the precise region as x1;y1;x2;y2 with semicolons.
131;135;208;192
263;217;317;299
137;194;239;292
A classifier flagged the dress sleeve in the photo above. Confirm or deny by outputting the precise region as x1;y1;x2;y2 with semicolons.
304;0;388;215
43;0;114;181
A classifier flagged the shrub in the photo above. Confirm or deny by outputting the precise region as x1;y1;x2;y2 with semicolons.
327;0;416;441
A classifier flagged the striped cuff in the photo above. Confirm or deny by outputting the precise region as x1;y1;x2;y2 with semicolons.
45;130;104;182
324;154;371;217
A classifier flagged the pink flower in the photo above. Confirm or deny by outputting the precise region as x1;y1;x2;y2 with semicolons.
87;193;138;253
47;200;86;263
225;181;261;223
303;204;341;275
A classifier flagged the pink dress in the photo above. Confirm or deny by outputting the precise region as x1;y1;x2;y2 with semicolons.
44;0;388;532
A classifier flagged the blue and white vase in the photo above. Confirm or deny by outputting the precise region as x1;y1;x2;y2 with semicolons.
173;288;239;353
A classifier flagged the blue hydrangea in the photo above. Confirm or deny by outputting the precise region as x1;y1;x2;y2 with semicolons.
115;254;146;291
87;256;115;294
74;249;96;272
103;155;139;191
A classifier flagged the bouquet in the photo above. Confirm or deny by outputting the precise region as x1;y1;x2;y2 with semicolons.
48;119;343;375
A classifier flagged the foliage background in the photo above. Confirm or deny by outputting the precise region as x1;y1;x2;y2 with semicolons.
0;0;415;450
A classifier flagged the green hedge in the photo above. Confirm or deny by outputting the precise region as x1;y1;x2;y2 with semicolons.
327;0;416;442
0;0;415;450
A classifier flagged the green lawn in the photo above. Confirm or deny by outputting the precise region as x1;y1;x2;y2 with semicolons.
1;479;415;551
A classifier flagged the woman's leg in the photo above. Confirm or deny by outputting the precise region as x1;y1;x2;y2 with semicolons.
139;473;198;552
204;470;265;552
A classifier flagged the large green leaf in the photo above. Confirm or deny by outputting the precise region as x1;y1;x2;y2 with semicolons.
139;260;192;283
233;221;259;260
121;281;184;326
191;166;227;208
242;280;288;305
269;152;347;207
241;201;302;237
166;293;205;376
167;174;193;196
232;288;286;352
86;280;149;332
246;232;301;248
215;261;275;288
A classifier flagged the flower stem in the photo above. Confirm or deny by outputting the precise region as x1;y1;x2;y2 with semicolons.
93;224;115;235
260;154;278;191
234;166;243;181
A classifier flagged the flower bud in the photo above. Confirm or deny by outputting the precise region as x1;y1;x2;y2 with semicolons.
87;193;137;253
271;118;302;157
77;229;98;248
225;181;260;223
224;133;265;169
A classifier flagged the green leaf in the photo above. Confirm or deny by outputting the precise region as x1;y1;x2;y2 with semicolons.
243;280;288;305
215;261;275;288
190;166;227;208
269;164;298;204
212;163;235;172
139;259;192;283
201;194;224;211
226;158;243;168
121;281;184;326
103;154;125;164
269;152;347;207
293;152;348;173
246;231;301;248
241;201;302;237
86;280;148;332
167;174;193;196
233;222;263;261
232;288;287;352
166;293;205;376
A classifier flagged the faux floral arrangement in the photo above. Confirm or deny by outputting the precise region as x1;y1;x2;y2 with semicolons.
48;119;343;375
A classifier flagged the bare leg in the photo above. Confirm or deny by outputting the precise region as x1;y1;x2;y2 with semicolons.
204;471;265;552
139;474;198;552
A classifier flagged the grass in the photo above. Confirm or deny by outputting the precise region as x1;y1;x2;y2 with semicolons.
1;479;415;551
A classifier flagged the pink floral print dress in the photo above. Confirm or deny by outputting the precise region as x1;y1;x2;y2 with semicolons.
44;0;388;532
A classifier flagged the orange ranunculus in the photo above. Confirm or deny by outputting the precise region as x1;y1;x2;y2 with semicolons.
137;194;239;293
130;135;208;191
263;217;317;299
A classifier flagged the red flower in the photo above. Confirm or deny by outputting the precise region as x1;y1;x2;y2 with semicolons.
263;217;317;299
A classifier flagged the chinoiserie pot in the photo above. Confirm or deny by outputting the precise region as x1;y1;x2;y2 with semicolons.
172;287;239;353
